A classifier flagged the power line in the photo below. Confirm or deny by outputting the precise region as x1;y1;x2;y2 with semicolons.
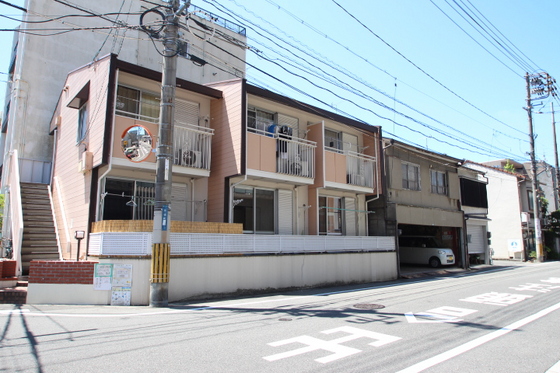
207;38;526;160
330;0;526;136
208;0;527;145
202;0;527;159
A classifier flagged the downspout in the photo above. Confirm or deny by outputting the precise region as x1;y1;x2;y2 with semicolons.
95;64;118;221
190;178;195;221
366;138;393;235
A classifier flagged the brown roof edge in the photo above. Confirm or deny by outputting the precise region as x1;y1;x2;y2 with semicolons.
114;58;223;99
245;83;379;134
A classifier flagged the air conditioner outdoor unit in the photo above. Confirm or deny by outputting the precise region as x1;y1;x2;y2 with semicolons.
179;149;202;168
290;160;309;177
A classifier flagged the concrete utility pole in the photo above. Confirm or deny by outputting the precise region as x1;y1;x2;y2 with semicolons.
150;0;190;307
525;72;544;263
552;102;560;210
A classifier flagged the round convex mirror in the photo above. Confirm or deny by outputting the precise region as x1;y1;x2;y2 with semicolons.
121;126;153;162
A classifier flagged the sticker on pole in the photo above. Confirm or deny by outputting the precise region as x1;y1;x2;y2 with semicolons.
162;204;169;231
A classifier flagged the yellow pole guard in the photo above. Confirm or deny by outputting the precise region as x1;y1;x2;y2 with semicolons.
151;243;170;283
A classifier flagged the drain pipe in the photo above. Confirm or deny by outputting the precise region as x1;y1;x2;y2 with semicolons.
190;178;195;220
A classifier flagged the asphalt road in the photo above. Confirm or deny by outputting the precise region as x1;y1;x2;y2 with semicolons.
1;261;559;372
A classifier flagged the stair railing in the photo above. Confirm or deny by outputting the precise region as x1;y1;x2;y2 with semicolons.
6;150;24;276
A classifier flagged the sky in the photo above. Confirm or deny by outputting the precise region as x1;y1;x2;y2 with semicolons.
1;0;560;165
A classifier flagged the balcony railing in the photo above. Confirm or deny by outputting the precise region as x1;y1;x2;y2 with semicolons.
249;126;316;178
173;123;214;170
346;151;376;188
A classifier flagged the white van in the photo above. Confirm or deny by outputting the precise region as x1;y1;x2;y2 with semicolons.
399;236;455;268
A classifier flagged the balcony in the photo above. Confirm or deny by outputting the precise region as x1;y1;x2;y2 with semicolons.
247;126;316;181
173;123;214;170
114;94;214;173
323;147;376;193
345;151;376;189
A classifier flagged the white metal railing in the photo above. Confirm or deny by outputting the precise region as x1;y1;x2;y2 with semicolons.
173;124;214;169
6;151;24;275
88;232;395;256
346;151;376;188
249;127;317;178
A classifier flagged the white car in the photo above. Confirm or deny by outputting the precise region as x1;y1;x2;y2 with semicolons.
398;236;455;268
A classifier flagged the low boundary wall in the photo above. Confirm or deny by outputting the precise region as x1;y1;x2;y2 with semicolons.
26;252;398;305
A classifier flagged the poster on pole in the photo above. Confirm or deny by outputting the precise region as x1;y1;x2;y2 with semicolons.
93;263;113;290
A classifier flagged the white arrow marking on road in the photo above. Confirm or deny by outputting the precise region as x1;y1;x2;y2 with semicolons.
264;326;401;363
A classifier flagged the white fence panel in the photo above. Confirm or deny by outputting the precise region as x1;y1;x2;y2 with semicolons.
90;233;396;256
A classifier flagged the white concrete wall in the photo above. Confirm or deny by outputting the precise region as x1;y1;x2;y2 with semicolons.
27;252;398;305
27;283;111;305
467;164;523;259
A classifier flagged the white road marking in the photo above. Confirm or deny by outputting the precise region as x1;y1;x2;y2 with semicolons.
460;292;533;306
546;360;560;373
406;306;478;323
397;301;560;373
264;326;401;363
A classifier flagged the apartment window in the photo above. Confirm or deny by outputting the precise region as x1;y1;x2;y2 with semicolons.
233;187;275;233
402;162;420;190
325;128;341;150
247;106;274;133
319;196;343;235
527;190;534;211
431;170;448;195
116;85;160;122
77;103;88;142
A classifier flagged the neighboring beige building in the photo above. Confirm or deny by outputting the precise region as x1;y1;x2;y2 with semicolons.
369;139;467;268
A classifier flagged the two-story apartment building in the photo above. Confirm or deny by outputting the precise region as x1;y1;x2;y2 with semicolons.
28;54;396;304
369;139;467;269
206;80;382;237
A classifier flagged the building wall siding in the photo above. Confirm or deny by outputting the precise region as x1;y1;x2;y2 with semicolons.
207;79;244;222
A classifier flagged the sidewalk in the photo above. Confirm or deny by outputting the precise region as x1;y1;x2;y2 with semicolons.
399;259;539;279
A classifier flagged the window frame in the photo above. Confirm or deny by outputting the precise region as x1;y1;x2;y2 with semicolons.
116;85;161;123
401;161;421;191
430;169;448;195
232;186;276;234
77;102;88;143
318;196;344;235
247;106;275;133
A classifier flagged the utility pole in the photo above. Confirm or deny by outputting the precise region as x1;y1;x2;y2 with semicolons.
552;102;560;210
525;72;544;263
150;0;190;307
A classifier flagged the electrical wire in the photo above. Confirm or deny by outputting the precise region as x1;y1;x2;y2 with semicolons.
330;0;526;136
200;0;526;159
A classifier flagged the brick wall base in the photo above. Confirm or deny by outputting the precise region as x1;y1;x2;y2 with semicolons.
29;261;97;284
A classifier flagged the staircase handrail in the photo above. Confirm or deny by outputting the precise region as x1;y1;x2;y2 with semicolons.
53;176;71;256
7;150;24;275
47;184;63;260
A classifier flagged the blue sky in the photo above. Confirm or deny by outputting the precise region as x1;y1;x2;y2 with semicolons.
2;0;560;164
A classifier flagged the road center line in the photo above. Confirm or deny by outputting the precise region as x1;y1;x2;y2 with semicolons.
397;301;560;373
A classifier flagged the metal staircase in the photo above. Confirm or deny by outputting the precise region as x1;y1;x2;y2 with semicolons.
20;183;59;275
